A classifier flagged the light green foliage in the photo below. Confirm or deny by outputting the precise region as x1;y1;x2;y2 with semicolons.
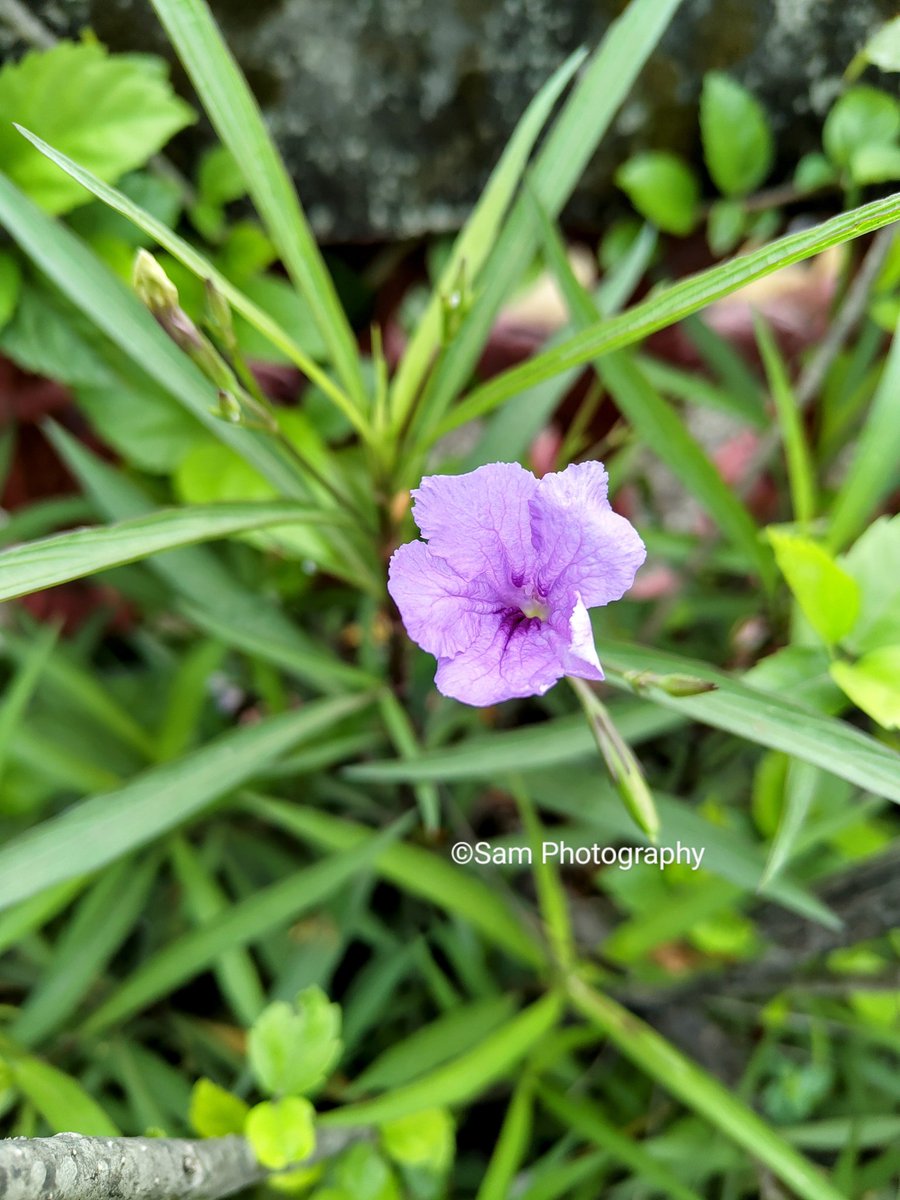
841;515;900;653
768;530;861;646
823;86;900;183
0;251;21;332
189;1078;250;1137
381;1108;455;1173
323;1144;401;1200
249;988;343;1098
245;1097;316;1169
831;648;900;730
847;15;900;78
615;151;700;235
707;198;746;256
0;41;193;213
700;72;774;196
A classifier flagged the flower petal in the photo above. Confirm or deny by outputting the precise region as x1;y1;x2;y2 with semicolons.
555;592;604;682
530;462;646;608
411;462;538;591
387;540;502;658
434;614;564;707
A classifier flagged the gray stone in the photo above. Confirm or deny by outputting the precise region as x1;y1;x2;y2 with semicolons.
5;0;900;241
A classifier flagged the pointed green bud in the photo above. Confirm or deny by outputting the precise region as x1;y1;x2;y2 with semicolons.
133;249;179;317
623;669;718;698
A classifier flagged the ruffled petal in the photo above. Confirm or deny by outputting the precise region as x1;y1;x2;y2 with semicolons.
555;592;604;682
411;462;538;592
434;613;564;707
530;461;646;608
388;541;502;659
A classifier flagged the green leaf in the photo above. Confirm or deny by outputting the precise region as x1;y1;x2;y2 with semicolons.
0;42;193;213
831;646;900;729
437;189;900;439
755;314;816;526
596;638;900;805
0;173;315;499
249;988;342;1098
0;502;338;603
568;978;848;1200
382;1109;455;1173
0;277;113;387
828;306;900;551
841;515;900;653
407;0;685;444
18;128;358;430
0;251;21;332
246;1097;316;1170
244;798;544;967
389;48;586;428
707;198;746;256
0;693;373;912
75;375;204;476
475;1082;533;1200
793;152;838;192
147;0;365;410
82;823;404;1035
321;994;562;1127
615;152;699;235
850;16;900;76
700;72;774;196
10;1057;119;1135
768;529;861;645
850;143;900;185
823;87;900;170
189;1078;250;1138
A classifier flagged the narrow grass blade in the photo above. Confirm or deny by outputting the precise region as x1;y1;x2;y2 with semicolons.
11;855;159;1046
828;303;900;550
0;693;374;912
389;48;586;427
82;825;405;1034
407;0;686;444
147;0;366;409
438;193;900;439
568;977;847;1200
598;637;900;804
476;1079;534;1200
761;759;820;888
16;127;362;434
243;797;544;967
0;621;57;786
0;173;310;499
10;1059;119;1136
0;502;341;602
755;313;816;526
321;993;561;1127
539;1083;704;1200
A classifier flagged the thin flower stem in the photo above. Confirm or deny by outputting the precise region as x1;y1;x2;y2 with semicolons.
568;676;660;841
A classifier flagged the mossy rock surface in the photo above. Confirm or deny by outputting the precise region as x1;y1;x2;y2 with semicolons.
5;0;899;240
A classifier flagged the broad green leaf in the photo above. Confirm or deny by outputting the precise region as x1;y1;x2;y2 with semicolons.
0;172;313;498
831;646;900;729
246;1097;315;1170
768;529;861;645
568;978;848;1200
850;143;900;185
0;692;373;912
0;502;337;603
10;1057;119;1136
841;515;900;653
823;87;900;170
595;637;900;805
0;277;113;387
147;0;366;410
189;1078;250;1138
75;375;204;476
615;152;699;235
436;190;900;439
848;16;900;77
243;798;544;967
18;127;358;429
82;824;403;1034
408;0;685;444
0;42;193;213
249;989;342;1098
700;73;774;197
828;305;900;551
382;1109;455;1172
707;198;746;256
389;48;586;426
321;994;561;1127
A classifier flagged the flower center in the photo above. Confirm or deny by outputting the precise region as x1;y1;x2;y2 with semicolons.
519;597;549;622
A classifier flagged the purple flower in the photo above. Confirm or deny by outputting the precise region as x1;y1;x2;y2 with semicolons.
388;461;646;707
